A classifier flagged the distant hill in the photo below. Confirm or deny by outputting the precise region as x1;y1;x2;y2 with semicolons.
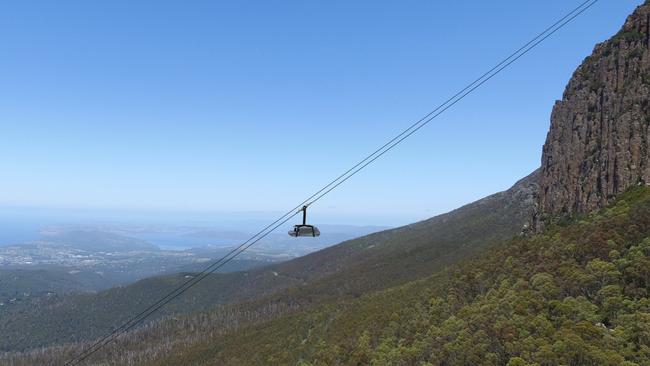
0;268;102;303
0;229;277;294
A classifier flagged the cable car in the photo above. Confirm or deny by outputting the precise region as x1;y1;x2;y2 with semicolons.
289;206;320;237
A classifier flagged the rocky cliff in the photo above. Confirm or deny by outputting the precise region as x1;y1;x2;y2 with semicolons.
538;1;650;219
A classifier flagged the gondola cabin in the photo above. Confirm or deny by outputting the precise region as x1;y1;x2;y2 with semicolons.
288;206;321;237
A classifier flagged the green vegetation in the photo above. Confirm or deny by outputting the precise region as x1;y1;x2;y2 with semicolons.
4;184;650;366
627;47;644;60
616;29;645;43
0;269;300;352
0;269;101;303
155;187;650;366
0;172;537;355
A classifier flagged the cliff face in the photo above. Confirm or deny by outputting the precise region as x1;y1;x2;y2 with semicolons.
539;1;650;218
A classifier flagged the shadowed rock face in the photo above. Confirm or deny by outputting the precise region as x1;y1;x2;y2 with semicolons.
539;1;650;219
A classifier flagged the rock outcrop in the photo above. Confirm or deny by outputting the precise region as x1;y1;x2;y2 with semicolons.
538;1;650;220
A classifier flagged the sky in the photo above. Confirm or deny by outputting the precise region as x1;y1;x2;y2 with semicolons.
0;0;643;226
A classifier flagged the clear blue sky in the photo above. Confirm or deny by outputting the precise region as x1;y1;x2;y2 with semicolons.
0;0;642;225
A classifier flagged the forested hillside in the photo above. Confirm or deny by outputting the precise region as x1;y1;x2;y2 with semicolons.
6;182;649;366
0;269;102;303
0;172;537;354
152;187;650;366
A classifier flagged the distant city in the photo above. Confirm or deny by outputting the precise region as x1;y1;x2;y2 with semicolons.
0;212;389;293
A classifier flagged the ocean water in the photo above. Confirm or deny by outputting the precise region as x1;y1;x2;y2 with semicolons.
0;220;42;246
125;232;234;250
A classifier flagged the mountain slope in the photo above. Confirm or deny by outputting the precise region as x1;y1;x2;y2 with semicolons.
152;187;650;366
0;171;538;353
266;170;539;302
